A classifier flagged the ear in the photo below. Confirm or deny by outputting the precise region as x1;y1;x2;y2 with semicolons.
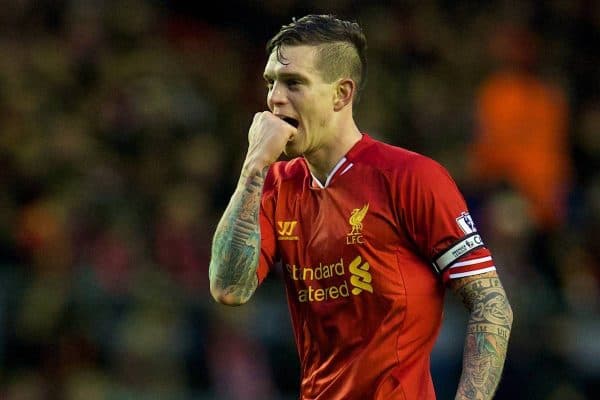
333;78;355;111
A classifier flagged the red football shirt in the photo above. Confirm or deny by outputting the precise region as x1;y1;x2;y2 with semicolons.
258;134;495;399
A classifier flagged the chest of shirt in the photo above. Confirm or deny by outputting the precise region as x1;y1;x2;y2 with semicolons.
273;180;412;297
275;180;401;252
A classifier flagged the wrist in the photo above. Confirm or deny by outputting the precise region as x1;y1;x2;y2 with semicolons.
240;158;269;183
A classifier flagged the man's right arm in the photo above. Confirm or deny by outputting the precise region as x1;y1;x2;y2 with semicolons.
209;164;267;305
209;111;296;306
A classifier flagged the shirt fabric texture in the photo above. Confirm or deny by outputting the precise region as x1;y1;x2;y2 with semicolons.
258;134;495;400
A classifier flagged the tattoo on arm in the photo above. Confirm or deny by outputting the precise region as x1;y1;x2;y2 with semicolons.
452;272;513;400
209;167;267;304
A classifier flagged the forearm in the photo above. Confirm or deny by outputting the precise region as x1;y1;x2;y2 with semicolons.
453;273;513;400
209;165;267;305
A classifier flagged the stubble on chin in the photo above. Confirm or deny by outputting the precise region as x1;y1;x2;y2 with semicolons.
284;141;302;158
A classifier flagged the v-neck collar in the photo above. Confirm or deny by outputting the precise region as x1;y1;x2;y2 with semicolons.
306;134;374;189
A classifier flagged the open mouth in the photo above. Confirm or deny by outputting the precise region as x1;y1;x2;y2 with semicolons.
281;116;299;128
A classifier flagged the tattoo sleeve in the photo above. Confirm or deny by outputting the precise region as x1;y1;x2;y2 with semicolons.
451;271;513;400
208;166;267;305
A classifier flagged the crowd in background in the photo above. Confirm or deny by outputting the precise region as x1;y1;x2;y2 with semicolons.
0;1;598;399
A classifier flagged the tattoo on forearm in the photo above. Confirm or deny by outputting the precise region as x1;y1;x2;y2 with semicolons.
454;274;513;400
209;168;267;303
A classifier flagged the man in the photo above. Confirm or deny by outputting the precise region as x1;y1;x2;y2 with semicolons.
209;14;512;400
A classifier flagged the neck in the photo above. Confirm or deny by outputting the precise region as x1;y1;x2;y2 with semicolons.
304;122;362;184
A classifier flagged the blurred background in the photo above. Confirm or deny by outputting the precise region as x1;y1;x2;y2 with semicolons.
0;0;598;399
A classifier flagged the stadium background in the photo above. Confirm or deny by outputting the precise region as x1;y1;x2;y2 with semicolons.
0;0;598;399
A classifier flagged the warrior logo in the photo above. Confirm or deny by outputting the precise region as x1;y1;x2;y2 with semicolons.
277;220;298;240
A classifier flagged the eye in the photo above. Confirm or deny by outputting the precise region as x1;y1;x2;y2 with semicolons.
265;79;274;90
286;79;300;89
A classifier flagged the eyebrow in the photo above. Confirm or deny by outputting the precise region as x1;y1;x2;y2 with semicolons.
263;71;307;82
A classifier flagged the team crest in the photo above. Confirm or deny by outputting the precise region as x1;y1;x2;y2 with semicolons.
347;204;369;245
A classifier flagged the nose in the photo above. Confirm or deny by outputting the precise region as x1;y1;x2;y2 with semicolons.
267;82;287;110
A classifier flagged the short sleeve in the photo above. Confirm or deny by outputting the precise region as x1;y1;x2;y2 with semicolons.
399;155;496;284
257;167;278;284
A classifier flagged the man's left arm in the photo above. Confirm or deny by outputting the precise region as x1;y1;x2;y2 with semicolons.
450;270;513;400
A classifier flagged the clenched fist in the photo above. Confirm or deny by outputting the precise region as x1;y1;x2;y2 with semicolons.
244;111;297;173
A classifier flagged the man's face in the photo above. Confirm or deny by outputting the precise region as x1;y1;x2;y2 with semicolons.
263;45;337;158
